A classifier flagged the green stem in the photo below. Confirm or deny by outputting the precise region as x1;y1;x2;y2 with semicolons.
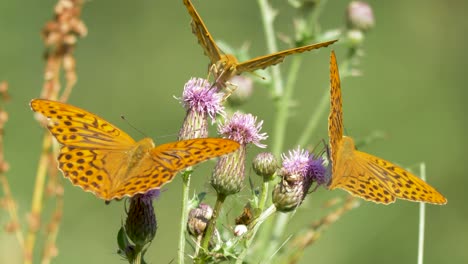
257;0;284;97
263;210;289;260
257;56;303;259
132;245;142;264
266;40;348;264
267;58;354;260
177;170;192;264
272;56;303;156
307;0;328;34
235;205;277;264
255;0;284;258
297;59;352;147
258;180;269;211
297;88;329;147
196;193;226;263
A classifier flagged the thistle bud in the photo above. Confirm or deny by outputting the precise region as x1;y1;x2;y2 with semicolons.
186;203;220;248
187;203;213;237
252;152;279;181
272;169;305;212
124;190;159;247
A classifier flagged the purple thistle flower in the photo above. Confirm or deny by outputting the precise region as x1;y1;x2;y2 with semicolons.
211;112;268;196
180;78;225;122
141;189;161;200
346;1;375;32
272;147;326;212
307;156;327;186
282;147;311;178
218;112;268;147
178;78;225;140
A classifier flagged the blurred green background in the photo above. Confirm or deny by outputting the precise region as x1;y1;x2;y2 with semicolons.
0;0;466;263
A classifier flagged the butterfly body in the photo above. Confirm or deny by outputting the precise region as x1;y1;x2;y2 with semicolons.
213;54;239;87
31;99;240;201
183;0;337;88
327;52;447;205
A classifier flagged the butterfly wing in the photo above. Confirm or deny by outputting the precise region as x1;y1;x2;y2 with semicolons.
325;53;447;204
108;138;240;199
183;0;222;63
58;146;132;200
328;51;344;178
30;99;136;149
330;147;447;205
236;40;337;73
329;140;397;204
31;99;138;200
354;151;447;204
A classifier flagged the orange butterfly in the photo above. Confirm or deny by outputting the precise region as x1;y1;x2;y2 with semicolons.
183;0;337;88
31;99;240;201
327;51;447;204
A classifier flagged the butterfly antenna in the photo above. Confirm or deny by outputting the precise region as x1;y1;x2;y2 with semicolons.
120;115;148;138
246;70;266;81
321;139;331;160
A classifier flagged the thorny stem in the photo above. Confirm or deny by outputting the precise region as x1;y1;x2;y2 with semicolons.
25;134;53;264
177;170;192;264
196;193;226;263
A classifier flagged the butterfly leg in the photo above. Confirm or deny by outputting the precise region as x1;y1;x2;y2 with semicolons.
207;63;238;101
221;81;238;101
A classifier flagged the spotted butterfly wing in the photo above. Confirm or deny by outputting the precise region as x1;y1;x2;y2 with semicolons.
31;99;240;201
183;0;337;86
235;41;338;73
183;0;222;63
327;51;447;205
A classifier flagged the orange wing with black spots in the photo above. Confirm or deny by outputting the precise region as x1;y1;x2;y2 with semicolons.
327;51;447;205
31;99;240;201
183;0;336;87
